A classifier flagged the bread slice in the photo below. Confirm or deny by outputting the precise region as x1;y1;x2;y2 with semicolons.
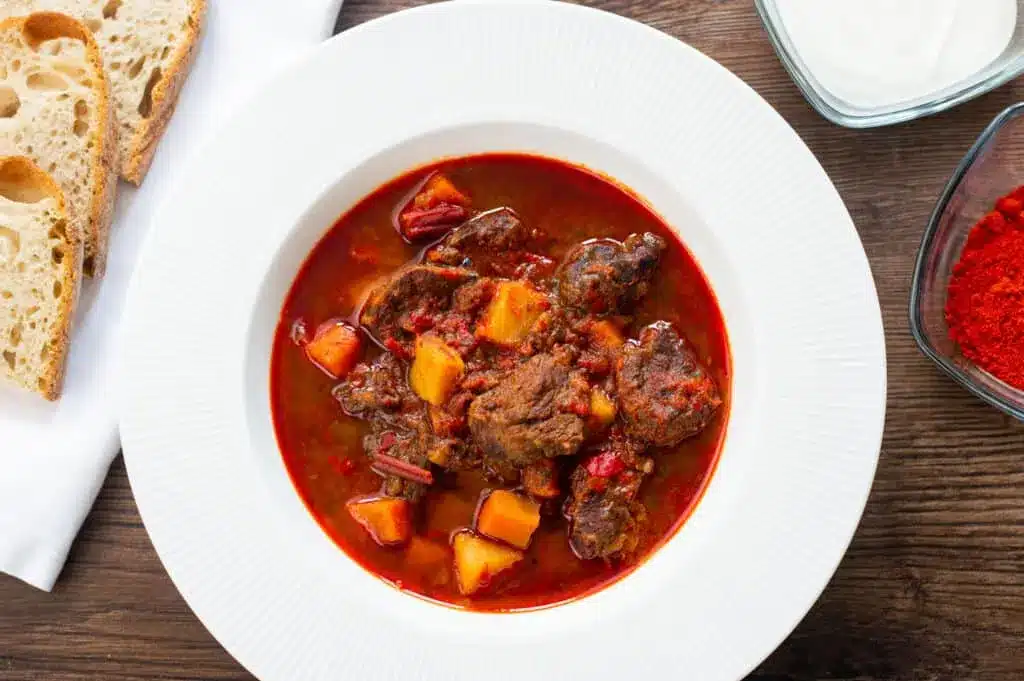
0;13;117;278
0;156;80;401
0;0;207;184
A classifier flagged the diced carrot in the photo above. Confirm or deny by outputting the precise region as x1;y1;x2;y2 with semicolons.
588;387;617;431
410;334;465;406
413;173;470;210
476;281;549;345
346;496;412;547
475;489;541;550
522;460;561;499
305;320;361;378
452;530;523;596
588;320;625;351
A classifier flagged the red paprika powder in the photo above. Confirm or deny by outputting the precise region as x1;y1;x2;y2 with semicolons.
945;185;1024;390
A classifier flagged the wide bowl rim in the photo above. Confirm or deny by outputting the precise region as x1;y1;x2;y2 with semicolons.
117;3;888;680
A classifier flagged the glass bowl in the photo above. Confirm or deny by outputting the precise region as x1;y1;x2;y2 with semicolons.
755;0;1024;128
910;102;1024;421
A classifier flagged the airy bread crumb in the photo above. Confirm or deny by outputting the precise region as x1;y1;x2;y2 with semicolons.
0;155;80;400
0;0;207;184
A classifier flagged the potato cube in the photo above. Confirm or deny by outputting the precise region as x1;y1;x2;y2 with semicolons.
305;320;361;378
346;496;412;547
410;334;465;406
475;490;542;550
476;281;548;345
588;320;625;351
452;530;523;596
416;173;470;209
588;387;617;431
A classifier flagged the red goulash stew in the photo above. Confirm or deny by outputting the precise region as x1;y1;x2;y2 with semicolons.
271;154;730;611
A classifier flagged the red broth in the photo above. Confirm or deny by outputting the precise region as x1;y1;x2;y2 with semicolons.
270;154;730;611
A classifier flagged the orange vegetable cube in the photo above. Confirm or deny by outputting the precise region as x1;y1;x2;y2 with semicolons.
305;320;361;378
588;387;617;431
588;320;625;351
417;173;470;209
452;530;523;596
476;281;549;345
410;334;465;406
346;496;412;547
475;489;542;550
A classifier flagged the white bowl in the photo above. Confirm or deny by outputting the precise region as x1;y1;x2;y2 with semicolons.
118;3;886;680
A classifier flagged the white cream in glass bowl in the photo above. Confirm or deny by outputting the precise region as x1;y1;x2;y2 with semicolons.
757;0;1024;127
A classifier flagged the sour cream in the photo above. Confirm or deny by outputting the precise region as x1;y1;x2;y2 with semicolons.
775;0;1018;108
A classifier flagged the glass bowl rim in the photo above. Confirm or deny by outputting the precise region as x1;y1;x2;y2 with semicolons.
908;101;1024;421
753;0;1024;129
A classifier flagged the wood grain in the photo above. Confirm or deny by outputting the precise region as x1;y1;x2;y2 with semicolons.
3;1;1023;679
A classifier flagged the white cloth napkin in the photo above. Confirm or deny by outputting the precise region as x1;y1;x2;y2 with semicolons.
0;0;344;591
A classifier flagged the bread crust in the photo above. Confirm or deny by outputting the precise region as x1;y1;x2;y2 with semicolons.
0;155;81;400
0;12;117;278
122;0;206;184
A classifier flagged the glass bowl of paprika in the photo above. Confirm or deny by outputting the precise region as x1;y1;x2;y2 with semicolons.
911;102;1024;421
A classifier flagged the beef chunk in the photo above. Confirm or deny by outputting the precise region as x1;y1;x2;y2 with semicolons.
468;353;589;467
522;458;561;499
364;428;431;503
426;208;534;276
452;277;497;315
557;232;666;314
565;436;653;560
615;322;721;447
333;353;419;420
482;450;522;485
359;265;476;355
335;354;439;500
422;278;498;358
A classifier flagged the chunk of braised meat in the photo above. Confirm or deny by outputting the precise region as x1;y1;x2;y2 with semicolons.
615;321;721;447
365;428;432;503
574;317;627;377
452;277;497;315
426;208;535;277
335;354;445;495
557;232;666;314
333;353;419;421
522;459;561;499
565;435;654;560
358;265;476;357
468;352;590;467
517;305;574;357
423;278;498;358
513;252;558;287
482;450;522;485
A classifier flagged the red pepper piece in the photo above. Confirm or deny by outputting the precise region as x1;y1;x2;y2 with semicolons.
399;204;469;240
585;450;626;478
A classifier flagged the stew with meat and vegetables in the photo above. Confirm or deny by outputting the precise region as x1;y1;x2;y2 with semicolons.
271;154;730;611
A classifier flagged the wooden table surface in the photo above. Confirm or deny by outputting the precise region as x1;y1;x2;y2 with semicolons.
2;1;1023;679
